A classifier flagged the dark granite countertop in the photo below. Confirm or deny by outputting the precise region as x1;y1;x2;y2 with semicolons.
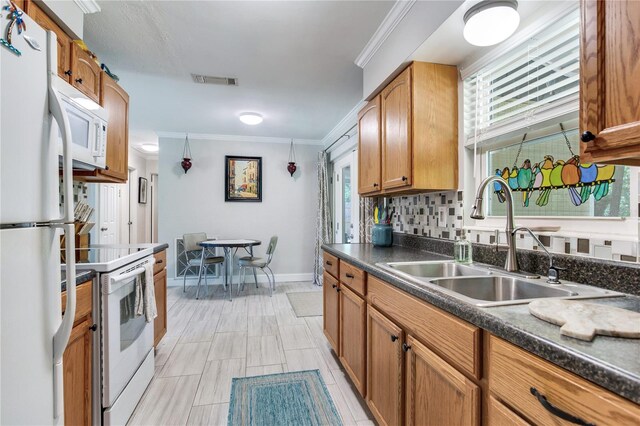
60;270;95;292
153;243;169;254
323;243;640;404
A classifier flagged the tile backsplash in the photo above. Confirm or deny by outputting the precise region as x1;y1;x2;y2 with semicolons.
59;180;89;208
389;190;638;264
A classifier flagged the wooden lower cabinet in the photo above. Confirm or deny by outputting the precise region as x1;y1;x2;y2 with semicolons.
322;272;340;353
61;280;94;426
63;316;93;426
338;285;366;396
487;396;530;426
405;335;480;426
153;268;167;347
366;306;404;426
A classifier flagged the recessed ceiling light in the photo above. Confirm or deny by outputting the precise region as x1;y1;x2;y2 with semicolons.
72;97;100;110
463;0;520;47
239;113;263;125
140;144;159;153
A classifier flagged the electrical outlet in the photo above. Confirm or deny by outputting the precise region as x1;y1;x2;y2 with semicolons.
438;207;448;228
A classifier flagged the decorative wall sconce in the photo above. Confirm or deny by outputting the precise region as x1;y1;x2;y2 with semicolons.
287;139;297;177
181;135;192;173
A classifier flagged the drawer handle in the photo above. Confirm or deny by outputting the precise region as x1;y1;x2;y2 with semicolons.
89;324;97;332
402;343;411;352
326;261;333;266
156;259;164;264
390;335;398;342
345;273;354;279
530;388;594;426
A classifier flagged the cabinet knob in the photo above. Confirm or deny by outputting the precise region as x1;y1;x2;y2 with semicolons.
89;324;97;332
390;335;398;342
373;183;378;187
336;287;341;293
64;70;72;76
105;166;110;170
156;259;163;264
581;131;596;143
402;343;411;352
332;284;337;289
401;176;408;182
75;78;83;84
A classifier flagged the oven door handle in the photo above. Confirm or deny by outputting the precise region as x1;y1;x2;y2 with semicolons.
111;266;148;286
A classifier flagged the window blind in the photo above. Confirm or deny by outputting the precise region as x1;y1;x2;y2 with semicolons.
464;8;580;146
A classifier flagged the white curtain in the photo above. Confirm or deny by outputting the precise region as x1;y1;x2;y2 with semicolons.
313;151;332;285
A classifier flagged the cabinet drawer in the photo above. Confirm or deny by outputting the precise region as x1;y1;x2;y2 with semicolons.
154;250;166;275
489;336;640;426
61;280;92;324
340;261;366;296
323;252;339;278
367;276;481;379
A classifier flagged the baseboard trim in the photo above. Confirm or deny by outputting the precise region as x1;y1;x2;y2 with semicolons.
167;272;314;287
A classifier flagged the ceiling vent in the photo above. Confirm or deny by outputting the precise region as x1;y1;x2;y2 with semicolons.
191;74;238;86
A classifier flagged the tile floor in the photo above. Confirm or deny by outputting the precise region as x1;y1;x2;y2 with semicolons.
128;281;375;425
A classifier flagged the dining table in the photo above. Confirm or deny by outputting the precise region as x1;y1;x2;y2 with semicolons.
198;239;261;300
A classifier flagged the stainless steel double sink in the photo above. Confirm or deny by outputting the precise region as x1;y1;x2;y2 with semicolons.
376;261;622;307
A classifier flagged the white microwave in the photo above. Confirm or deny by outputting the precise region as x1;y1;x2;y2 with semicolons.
51;75;108;170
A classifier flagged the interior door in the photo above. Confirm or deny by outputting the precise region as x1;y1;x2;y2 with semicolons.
332;151;360;244
99;184;119;245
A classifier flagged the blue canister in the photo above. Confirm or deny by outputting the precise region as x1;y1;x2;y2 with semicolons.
372;224;393;247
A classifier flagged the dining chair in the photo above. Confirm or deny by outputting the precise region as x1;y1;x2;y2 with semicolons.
182;233;225;299
238;236;278;296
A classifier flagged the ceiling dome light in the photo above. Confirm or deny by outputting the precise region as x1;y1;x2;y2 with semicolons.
239;113;263;125
140;144;159;153
463;0;520;47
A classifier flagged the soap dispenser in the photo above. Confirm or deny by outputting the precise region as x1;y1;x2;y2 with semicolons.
454;230;473;264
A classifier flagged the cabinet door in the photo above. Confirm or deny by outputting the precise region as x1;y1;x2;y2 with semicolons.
153;268;167;347
322;272;340;353
405;335;480;426
27;3;72;81
100;73;129;181
339;285;366;396
63;317;93;426
367;306;404;426
71;43;101;103
580;0;640;164
358;95;382;194
381;66;412;190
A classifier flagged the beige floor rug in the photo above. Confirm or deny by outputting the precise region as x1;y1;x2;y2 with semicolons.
286;291;323;317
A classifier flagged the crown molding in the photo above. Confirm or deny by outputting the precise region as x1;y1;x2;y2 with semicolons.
354;0;417;69
321;100;366;149
155;132;323;146
73;0;101;14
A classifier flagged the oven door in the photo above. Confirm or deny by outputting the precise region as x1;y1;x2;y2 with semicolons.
102;274;153;407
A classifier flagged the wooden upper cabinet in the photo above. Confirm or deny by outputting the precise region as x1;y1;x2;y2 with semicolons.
100;73;129;181
367;306;404;426
405;335;480;426
358;95;382;195
382;67;412;190
27;2;72;82
580;0;640;165
71;43;102;103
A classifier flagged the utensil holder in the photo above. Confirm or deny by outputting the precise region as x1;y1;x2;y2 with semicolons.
372;224;393;247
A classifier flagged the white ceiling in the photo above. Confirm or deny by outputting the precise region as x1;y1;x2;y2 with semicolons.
84;1;394;147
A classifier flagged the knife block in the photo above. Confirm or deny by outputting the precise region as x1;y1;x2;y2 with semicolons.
60;222;90;263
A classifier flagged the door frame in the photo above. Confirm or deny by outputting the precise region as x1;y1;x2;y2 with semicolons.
332;150;360;244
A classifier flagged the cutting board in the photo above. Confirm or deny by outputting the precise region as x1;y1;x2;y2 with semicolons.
528;299;640;341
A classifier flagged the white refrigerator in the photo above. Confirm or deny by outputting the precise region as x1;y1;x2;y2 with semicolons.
0;13;77;425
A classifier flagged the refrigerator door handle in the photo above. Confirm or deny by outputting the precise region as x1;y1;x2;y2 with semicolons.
49;43;77;418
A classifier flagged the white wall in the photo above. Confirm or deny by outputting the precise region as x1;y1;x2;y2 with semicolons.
158;137;320;282
128;149;154;243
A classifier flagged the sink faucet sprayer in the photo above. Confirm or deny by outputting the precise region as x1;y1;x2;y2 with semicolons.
470;175;562;283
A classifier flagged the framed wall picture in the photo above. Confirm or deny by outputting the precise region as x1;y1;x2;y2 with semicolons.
138;177;148;204
225;156;262;202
